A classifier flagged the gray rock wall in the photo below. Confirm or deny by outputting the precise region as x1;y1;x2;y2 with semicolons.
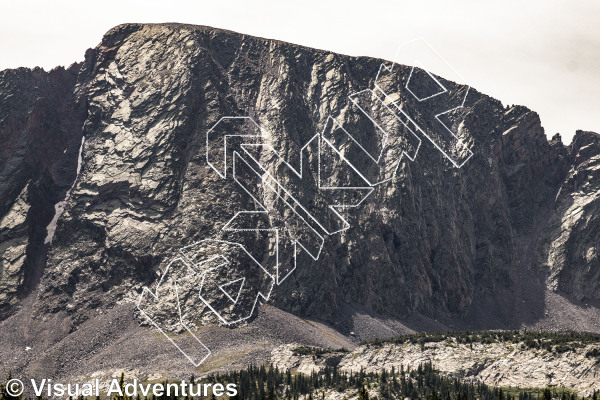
0;23;598;328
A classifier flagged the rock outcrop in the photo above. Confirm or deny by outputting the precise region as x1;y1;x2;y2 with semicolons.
0;23;598;333
542;130;600;300
0;65;84;317
271;340;600;396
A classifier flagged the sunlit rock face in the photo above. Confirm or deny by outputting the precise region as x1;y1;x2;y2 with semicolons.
0;23;597;331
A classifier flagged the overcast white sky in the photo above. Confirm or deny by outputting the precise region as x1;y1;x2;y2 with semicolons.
1;0;598;143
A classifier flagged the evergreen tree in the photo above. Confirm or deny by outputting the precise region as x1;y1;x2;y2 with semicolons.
359;385;369;400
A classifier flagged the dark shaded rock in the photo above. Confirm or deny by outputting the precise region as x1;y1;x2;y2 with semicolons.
541;130;600;300
0;65;85;317
0;23;597;331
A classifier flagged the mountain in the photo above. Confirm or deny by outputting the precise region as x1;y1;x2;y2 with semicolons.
0;23;599;384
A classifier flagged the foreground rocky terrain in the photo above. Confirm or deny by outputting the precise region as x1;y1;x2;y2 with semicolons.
271;333;600;396
0;23;599;388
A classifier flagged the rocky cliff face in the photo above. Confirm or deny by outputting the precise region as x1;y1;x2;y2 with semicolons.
542;131;600;300
0;23;598;333
0;65;84;317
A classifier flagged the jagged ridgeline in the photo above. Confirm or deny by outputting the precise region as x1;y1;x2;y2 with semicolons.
1;22;599;325
0;22;599;385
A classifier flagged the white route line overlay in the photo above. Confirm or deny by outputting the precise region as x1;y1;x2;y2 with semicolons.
137;40;475;366
375;37;474;168
137;258;211;367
